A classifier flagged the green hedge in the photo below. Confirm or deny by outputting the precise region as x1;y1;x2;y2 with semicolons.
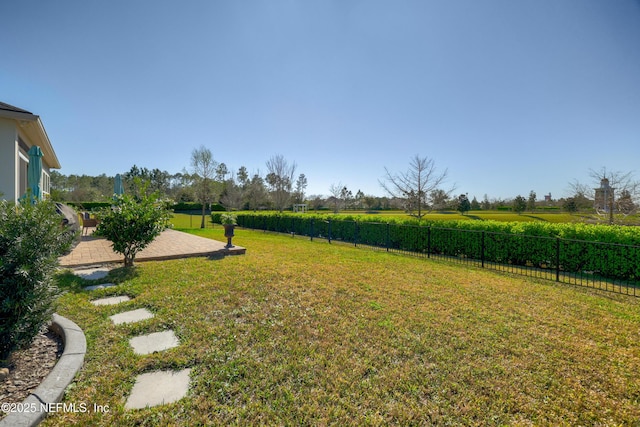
173;202;225;212
69;201;226;212
235;213;640;282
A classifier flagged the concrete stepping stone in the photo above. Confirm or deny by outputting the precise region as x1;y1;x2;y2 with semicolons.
74;267;111;280
91;295;131;306
125;368;191;410
110;308;154;325
129;330;179;355
84;283;117;291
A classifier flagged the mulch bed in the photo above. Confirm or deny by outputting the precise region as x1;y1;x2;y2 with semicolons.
0;329;63;415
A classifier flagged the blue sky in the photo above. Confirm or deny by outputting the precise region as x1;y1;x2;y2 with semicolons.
2;0;639;201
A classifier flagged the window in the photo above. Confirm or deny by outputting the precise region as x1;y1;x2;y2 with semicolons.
42;171;50;196
19;156;28;197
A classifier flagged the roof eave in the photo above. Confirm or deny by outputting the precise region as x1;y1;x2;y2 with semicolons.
19;117;62;169
0;106;62;170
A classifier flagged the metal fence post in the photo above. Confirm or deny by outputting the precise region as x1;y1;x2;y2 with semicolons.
354;221;358;247
556;237;560;282
427;226;431;258
386;223;390;252
328;219;332;244
481;231;485;268
310;218;314;242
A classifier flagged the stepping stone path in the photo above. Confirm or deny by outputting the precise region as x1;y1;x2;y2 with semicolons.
129;330;179;355
125;369;192;410
75;266;191;410
109;308;155;325
84;283;117;291
74;266;111;281
91;295;131;306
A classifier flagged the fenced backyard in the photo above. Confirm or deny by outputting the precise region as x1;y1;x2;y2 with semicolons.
236;214;640;297
49;225;640;424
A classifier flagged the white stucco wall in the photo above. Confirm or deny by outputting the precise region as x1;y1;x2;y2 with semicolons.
0;118;18;202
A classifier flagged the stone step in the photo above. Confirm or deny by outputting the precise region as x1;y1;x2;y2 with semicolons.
91;295;131;306
129;330;179;355
73;267;112;281
109;308;154;325
125;369;191;410
84;283;117;291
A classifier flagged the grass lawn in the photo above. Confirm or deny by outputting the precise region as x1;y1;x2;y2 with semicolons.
48;227;640;426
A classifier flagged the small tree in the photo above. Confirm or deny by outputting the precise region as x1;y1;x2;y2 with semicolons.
563;197;578;215
96;193;171;266
513;195;527;215
191;146;218;228
246;173;268;211
470;196;481;210
0;199;75;359
328;182;343;213
293;173;308;204
527;190;537;212
481;194;492;210
457;194;471;215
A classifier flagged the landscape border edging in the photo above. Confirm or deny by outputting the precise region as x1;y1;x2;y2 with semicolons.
0;313;86;427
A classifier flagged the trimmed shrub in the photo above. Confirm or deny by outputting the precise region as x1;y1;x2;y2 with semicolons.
96;193;172;266
0;200;75;359
173;202;225;212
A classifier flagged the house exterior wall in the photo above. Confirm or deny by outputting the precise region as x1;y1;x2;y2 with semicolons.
0;118;19;202
0;117;54;203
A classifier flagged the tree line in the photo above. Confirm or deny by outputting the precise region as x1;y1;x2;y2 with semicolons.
50;151;639;224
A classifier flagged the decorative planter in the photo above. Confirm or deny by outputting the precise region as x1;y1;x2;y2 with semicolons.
223;224;235;248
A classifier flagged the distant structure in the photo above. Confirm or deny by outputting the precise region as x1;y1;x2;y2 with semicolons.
544;193;552;203
594;178;614;212
293;203;308;213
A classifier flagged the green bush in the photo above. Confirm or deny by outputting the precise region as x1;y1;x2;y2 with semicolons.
0;200;75;359
211;212;223;224
96;193;172;266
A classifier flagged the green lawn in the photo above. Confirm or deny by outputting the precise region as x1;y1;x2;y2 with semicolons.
48;228;640;426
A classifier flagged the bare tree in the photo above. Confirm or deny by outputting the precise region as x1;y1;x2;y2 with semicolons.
191;146;218;228
380;154;451;219
266;154;297;212
566;180;593;211
328;182;343;213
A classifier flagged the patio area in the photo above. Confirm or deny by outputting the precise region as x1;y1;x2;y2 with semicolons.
59;228;245;268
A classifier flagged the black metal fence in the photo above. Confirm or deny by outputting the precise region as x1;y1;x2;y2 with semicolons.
237;215;640;297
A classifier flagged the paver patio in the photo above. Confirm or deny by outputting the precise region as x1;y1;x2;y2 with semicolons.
59;228;245;268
